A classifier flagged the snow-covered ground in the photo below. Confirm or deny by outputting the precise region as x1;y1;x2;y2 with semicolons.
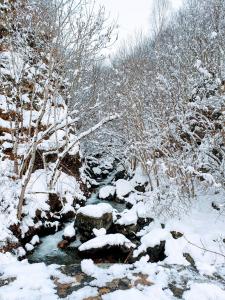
1;187;225;299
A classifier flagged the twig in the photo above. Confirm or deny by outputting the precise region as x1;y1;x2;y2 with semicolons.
184;235;225;259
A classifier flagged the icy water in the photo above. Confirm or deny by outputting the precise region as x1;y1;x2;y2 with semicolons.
28;171;125;265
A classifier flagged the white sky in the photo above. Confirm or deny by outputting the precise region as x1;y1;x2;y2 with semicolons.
97;0;183;53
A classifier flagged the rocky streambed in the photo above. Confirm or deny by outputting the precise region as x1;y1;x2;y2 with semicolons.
24;158;225;299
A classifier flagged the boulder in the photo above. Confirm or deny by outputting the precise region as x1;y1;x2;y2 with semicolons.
114;165;127;181
115;179;133;200
78;233;135;262
146;241;166;263
98;185;116;201
75;203;113;241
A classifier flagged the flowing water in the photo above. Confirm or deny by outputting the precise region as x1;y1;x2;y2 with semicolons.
28;170;125;265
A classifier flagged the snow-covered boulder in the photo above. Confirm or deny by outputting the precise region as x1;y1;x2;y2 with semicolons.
75;203;113;241
114;164;127;181
93;167;102;176
63;223;76;242
79;233;135;261
98;185;116;200
115;179;133;200
134;228;169;262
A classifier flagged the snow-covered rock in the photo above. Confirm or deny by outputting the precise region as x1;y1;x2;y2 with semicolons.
75;203;113;240
79;233;135;254
30;235;40;246
115;179;133;199
25;243;34;252
99;185;116;200
63;223;76;241
77;203;113;218
93;167;102;175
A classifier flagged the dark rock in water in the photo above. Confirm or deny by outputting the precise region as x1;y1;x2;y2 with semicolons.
147;241;166;263
75;204;113;241
58;239;69;249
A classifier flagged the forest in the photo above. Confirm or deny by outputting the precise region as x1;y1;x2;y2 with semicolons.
0;0;225;299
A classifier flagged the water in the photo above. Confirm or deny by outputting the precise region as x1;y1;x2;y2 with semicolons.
28;227;83;265
28;170;125;265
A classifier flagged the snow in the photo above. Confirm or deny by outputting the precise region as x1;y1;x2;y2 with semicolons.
67;286;98;300
134;228;170;258
116;208;138;226
93;166;102;175
115;179;133;199
183;283;225;300
77;203;113;218
25;243;34;252
79;233;136;251
93;227;106;237
30;235;40;245
102;288;150;300
99;185;116;199
63;223;76;238
0;253;73;300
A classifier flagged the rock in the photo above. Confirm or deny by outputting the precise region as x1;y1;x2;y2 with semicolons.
78;233;135;262
168;284;186;298
133;274;153;287
58;239;69;249
106;278;131;291
114;165;127;181
146;241;166;263
134;183;147;193
98;185;116;201
113;223;138;240
75;203;113;240
170;231;183;239
212;201;220;211
183;253;195;267
137;217;154;228
48;193;63;213
63;224;76;242
115;179;133;200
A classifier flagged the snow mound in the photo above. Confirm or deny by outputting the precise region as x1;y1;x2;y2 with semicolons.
93;228;106;237
134;228;170;258
99;185;116;199
183;283;225;300
93;167;102;175
102;288;150;300
63;224;76;238
116;208;138;226
79;233;136;251
77;203;113;218
115;179;133;199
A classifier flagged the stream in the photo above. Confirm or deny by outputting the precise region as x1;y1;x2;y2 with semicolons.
28;170;125;266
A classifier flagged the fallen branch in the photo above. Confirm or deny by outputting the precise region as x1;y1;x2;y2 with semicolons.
184;235;225;259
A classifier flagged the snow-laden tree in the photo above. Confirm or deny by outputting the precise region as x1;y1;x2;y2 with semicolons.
0;0;117;245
